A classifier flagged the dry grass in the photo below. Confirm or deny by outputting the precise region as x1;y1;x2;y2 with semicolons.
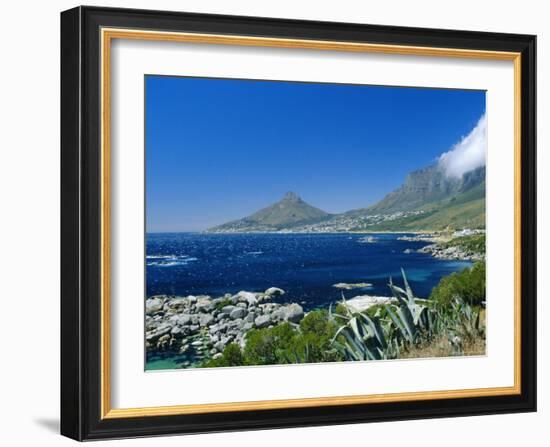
398;334;486;360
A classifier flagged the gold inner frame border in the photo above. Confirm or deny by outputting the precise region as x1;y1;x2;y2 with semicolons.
100;27;522;419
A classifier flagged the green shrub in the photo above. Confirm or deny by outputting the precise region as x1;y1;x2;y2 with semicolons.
300;309;336;336
333;303;348;322
204;343;244;368
289;332;342;363
295;310;342;363
243;323;296;365
430;261;485;307
206;311;344;367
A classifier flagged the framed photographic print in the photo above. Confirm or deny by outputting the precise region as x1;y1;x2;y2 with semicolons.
60;6;536;441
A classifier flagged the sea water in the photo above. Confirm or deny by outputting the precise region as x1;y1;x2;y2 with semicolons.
146;232;471;309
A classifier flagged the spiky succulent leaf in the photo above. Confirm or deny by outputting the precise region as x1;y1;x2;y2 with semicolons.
400;267;416;305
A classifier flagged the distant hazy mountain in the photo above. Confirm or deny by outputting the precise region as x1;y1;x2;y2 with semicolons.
207;192;331;232
348;165;486;217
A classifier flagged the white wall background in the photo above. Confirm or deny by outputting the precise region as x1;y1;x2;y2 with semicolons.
0;0;546;445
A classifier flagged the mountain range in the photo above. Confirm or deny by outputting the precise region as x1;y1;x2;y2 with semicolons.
206;164;485;233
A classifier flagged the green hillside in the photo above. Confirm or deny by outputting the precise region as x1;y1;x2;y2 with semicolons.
363;182;486;231
350;166;485;217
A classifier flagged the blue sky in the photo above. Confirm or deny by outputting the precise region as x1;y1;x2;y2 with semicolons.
146;76;485;232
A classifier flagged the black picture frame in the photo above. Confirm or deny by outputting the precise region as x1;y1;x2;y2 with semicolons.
61;5;536;441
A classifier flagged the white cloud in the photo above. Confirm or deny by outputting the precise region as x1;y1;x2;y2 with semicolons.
438;113;487;178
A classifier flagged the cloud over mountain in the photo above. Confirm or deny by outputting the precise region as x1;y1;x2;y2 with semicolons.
438;114;487;179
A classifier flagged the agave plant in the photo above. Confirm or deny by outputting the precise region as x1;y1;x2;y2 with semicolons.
449;297;484;343
329;268;487;361
329;269;436;360
386;268;433;344
329;296;397;361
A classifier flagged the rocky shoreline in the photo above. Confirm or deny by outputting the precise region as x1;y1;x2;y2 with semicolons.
332;282;372;290
397;234;437;243
397;232;485;262
417;243;484;261
146;287;305;366
145;287;403;368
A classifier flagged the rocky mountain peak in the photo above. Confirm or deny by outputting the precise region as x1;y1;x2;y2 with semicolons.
207;192;330;232
282;191;300;202
355;164;485;216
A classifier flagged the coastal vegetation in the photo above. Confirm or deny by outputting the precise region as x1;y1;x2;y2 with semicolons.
205;311;342;367
430;260;485;307
439;233;486;256
201;264;486;368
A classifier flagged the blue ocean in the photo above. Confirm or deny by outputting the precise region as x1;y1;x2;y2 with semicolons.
146;233;470;309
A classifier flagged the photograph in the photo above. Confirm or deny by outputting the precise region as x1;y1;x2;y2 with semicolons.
144;76;487;371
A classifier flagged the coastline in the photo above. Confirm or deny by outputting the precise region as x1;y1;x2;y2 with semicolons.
146;287;305;368
145;232;486;369
195;230;485;262
149;229;474;237
145;286;406;369
147;230;434;236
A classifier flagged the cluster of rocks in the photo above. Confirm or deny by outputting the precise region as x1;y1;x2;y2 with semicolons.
357;236;377;244
332;282;372;290
344;295;397;312
145;287;305;364
418;243;484;261
397;234;437;243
